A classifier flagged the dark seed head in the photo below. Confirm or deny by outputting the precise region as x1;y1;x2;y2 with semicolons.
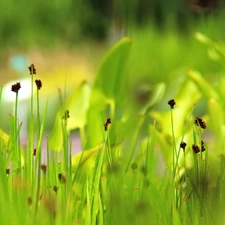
28;64;36;75
53;186;59;194
6;168;10;175
40;164;47;173
104;123;108;131
58;173;66;184
64;110;70;120
195;117;206;129
140;165;147;176
35;79;42;90
131;162;138;171
168;99;176;109
106;118;111;124
28;197;32;205
180;142;187;151
144;178;151;187
192;144;200;154
11;82;21;93
201;140;206;152
104;118;111;131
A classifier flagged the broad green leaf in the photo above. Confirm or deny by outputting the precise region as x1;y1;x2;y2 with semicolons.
72;139;120;197
66;81;91;130
84;108;104;150
85;38;132;149
188;70;222;106
90;37;132;108
208;98;223;136
218;76;225;100
132;82;166;115
0;126;24;168
0;128;10;164
195;32;225;58
85;109;125;150
195;32;212;46
72;145;100;172
207;47;221;61
0;128;9;143
208;98;225;154
49;81;91;151
88;88;108;111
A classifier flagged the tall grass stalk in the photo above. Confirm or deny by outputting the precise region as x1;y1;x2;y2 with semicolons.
35;98;48;215
169;107;177;176
36;82;41;139
91;131;107;225
14;91;21;171
28;70;35;186
174;104;196;179
125;116;144;173
145;122;157;179
62;116;69;172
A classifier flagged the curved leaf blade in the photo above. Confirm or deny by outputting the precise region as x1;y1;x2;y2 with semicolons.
90;37;132;107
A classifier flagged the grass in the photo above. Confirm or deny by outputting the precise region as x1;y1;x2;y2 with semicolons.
1;32;225;225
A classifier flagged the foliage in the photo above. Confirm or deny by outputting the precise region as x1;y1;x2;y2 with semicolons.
1;32;225;225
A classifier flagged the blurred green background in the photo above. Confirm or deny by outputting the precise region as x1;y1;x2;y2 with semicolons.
1;0;224;74
0;0;224;80
0;0;225;131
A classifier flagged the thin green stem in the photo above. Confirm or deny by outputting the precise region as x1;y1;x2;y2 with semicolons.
17;122;22;172
62;118;68;172
174;104;196;176
106;129;113;166
69;140;72;185
170;108;177;176
15;92;21;171
125;116;144;174
31;73;34;117
36;89;41;140
28;73;34;186
47;136;50;181
35;88;41;184
35;98;48;214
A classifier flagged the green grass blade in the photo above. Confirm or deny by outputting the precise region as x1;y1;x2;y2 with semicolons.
35;98;48;212
91;133;107;225
145;124;157;179
9;115;17;171
125;115;144;173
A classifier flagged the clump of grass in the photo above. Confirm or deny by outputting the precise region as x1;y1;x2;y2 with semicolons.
1;66;158;224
